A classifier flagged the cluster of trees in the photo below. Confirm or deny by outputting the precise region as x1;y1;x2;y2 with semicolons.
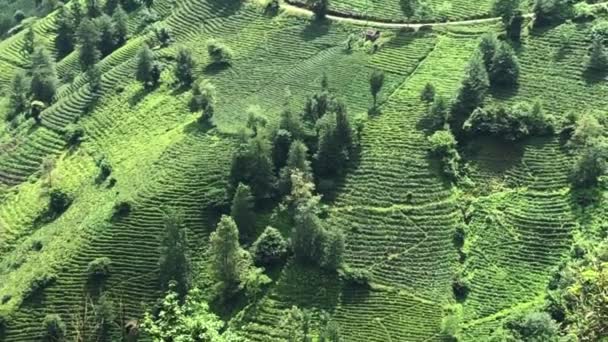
492;0;524;41
280;306;341;341
587;27;608;72
565;112;608;191
533;0;573;27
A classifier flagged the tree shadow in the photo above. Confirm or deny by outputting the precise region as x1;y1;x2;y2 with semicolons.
128;87;151;106
489;83;519;101
300;19;332;42
582;67;608;85
203;62;231;76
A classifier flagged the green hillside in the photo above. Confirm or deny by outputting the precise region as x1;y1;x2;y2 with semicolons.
0;0;607;341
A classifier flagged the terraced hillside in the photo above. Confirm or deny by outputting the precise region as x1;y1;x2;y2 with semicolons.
0;0;607;341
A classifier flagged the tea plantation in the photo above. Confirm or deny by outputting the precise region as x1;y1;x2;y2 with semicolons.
0;0;607;341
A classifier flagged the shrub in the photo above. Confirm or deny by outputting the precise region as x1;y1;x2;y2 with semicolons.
189;79;216;112
48;189;72;218
533;0;573;27
339;266;372;288
111;200;133;220
427;96;448;131
452;275;470;301
570;140;608;189
265;0;280;15
251;226;288;265
587;35;608;72
440;304;462;341
420;82;436;103
96;157;112;184
206;39;233;65
13;10;25;23
428;130;461;181
504;311;560;341
63;124;85;146
42;314;65;342
175;47;196;87
87;257;112;279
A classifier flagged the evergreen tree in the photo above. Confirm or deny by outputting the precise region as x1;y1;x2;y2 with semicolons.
247;136;276;200
175;47;196;87
230;183;256;241
587;35;608;72
322;228;345;270
272;129;293;171
451;52;489;123
112;5;128;46
246;105;267;137
428;95;449;131
289;171;325;264
478;33;498;70
492;0;520;24
23;27;35;56
135;45;159;89
7;71;29;121
77;18;101;70
279;140;312;195
307;0;329;20
71;0;83;28
369;70;385;108
315;114;342;178
209;215;245;292
104;0;119;14
86;0;102;17
420;82;436;103
159;209;189;299
490;41;520;87
88;64;103;92
30;47;58;104
278;107;304;140
95;14;116;57
400;0;418;21
42;314;66;342
55;5;75;58
507;11;524;42
334;101;354;157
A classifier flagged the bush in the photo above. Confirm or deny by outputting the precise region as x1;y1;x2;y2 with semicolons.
504;311;560;341
533;0;573;27
570;140;608;189
96;157;112;184
339;266;372;288
111;200;133;220
428;130;461;181
42;314;66;342
87;257;112;279
206;39;233;65
452;275;470;301
63;124;85;146
48;189;72;218
420;82;436;103
251;226;288;265
463;101;554;141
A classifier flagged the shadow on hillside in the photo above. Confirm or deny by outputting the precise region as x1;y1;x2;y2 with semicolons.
582;68;608;85
490;84;519;101
129;87;152;106
203;62;231;76
300;19;332;42
207;0;241;17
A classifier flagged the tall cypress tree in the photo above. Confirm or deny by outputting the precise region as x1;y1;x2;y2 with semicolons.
490;41;520;87
174;47;196;87
112;5;128;46
209;216;244;292
230;183;256;241
30;47;58;104
95;14;116;57
55;5;74;58
77;18;100;70
451;52;489;130
159;209;189;299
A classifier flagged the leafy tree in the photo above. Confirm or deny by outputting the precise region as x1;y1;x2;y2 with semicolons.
567;113;603;149
93;294;115;340
159;209;189;299
322;227;344;270
71;0;84;28
42;314;65;342
400;0;418;21
246;105;267;137
504;311;560;342
492;0;520;24
190;79;216;112
278;107;304;140
77;18;101;70
369;70;385;110
104;0;119;14
206;39;233;65
95;14;116;57
209;216;247;293
88;64;103;92
314;104;354;179
87;257;112;281
86;0;102;17
7;71;29;121
230;183;256;241
30;47;58;104
55;5;75;58
251;226;288;265
241;266;271;302
490;41;520;87
451;52;489;128
427;95;448;131
174;47;196;87
272;129;293;172
478;33;498;71
112;5;128;46
428;130;461;181
280;306;312;342
307;0;329;20
571;140;608;189
141;286;241;341
587;35;608;72
135;45;160;89
14;10;25;23
533;0;572;27
420;82;436;103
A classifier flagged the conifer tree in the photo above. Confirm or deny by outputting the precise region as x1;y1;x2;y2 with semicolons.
209;216;245;292
490;41;520;87
23;27;35;56
104;0;119;14
7;71;29;121
279;140;312;195
96;14;116;57
112;5;128;46
175;47;196;87
230;183;256;241
369;70;385;108
30;47;58;104
86;0;102;17
55;5;75;58
135;45;159;89
587;35;608;72
77;18;101;70
159;209;189;299
478;33;498;70
451;52;489;121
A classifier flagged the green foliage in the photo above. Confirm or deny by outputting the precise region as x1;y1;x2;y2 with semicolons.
400;0;419;19
93;294;115;340
533;0;572;26
135;45;160;89
7;71;29;121
111;200;132;220
280;306;312;342
490;41;520;87
23;27;35;55
229;136;276;202
339;266;372;287
95;14;116;57
55;4;74;57
112;5;128;46
570;140;608;189
369;70;385;107
246;105;268;137
86;0;102;17
86;257;112;280
428;130;460;181
154;26;173;47
231;183;256;241
42;314;65;342
321;227;345;270
104;0;119;14
175;47;196;87
48;189;72;218
314;101;355;179
503;311;560;341
463;101;554;140
77;18;100;70
190;78;216;111
507;11;524;42
251;226;288;265
279;140;312;195
206;39;233;65
492;0;520;23
24;272;57;300
159;209;189;298
241;266;271;302
440;304;462;341
427;95;448;131
13;10;25;23
95;156;112;183
30;47;58;104
88;64;103;92
307;0;329;20
587;35;608;72
420;82;436;103
451;52;489;125
141;286;241;341
478;33;498;71
209;215;248;293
